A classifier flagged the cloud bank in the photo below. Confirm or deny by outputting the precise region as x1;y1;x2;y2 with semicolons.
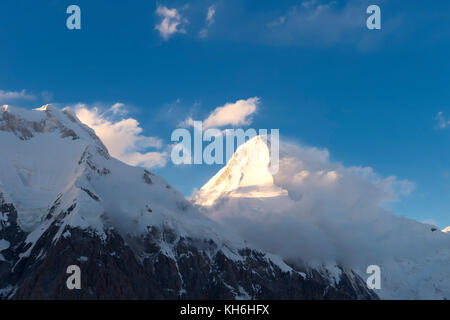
75;103;167;168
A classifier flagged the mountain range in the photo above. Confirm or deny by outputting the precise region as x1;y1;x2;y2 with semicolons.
0;105;378;299
1;105;449;299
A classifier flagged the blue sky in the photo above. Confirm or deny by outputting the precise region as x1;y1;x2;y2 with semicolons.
1;0;450;228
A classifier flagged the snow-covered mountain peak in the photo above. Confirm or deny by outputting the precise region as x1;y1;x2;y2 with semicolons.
0;105;227;244
443;226;450;233
0;104;109;155
193;135;287;206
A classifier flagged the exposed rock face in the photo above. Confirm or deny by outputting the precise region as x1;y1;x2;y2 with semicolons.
0;105;378;300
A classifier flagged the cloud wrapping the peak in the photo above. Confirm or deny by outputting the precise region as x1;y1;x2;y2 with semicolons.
155;5;187;40
197;140;427;270
195;140;450;299
74;103;167;168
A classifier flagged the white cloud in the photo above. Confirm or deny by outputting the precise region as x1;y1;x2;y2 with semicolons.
204;97;259;128
74;103;167;168
436;111;450;129
0;89;35;103
155;5;187;40
180;97;259;129
181;97;258;129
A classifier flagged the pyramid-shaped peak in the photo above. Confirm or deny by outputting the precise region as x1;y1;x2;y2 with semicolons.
193;135;287;206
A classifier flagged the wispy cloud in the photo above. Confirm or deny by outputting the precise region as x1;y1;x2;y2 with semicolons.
199;5;216;38
206;5;216;25
155;5;187;40
265;1;364;46
200;0;404;50
301;0;318;9
436;112;450;129
0;89;35;103
181;97;260;129
74;103;167;168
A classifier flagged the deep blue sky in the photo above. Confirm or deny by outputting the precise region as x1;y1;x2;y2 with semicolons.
1;0;450;228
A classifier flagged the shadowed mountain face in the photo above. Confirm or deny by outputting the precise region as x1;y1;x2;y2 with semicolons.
4;213;376;300
0;105;377;300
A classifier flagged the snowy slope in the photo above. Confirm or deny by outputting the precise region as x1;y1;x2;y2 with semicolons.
193;135;450;300
443;226;450;233
0;105;240;258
